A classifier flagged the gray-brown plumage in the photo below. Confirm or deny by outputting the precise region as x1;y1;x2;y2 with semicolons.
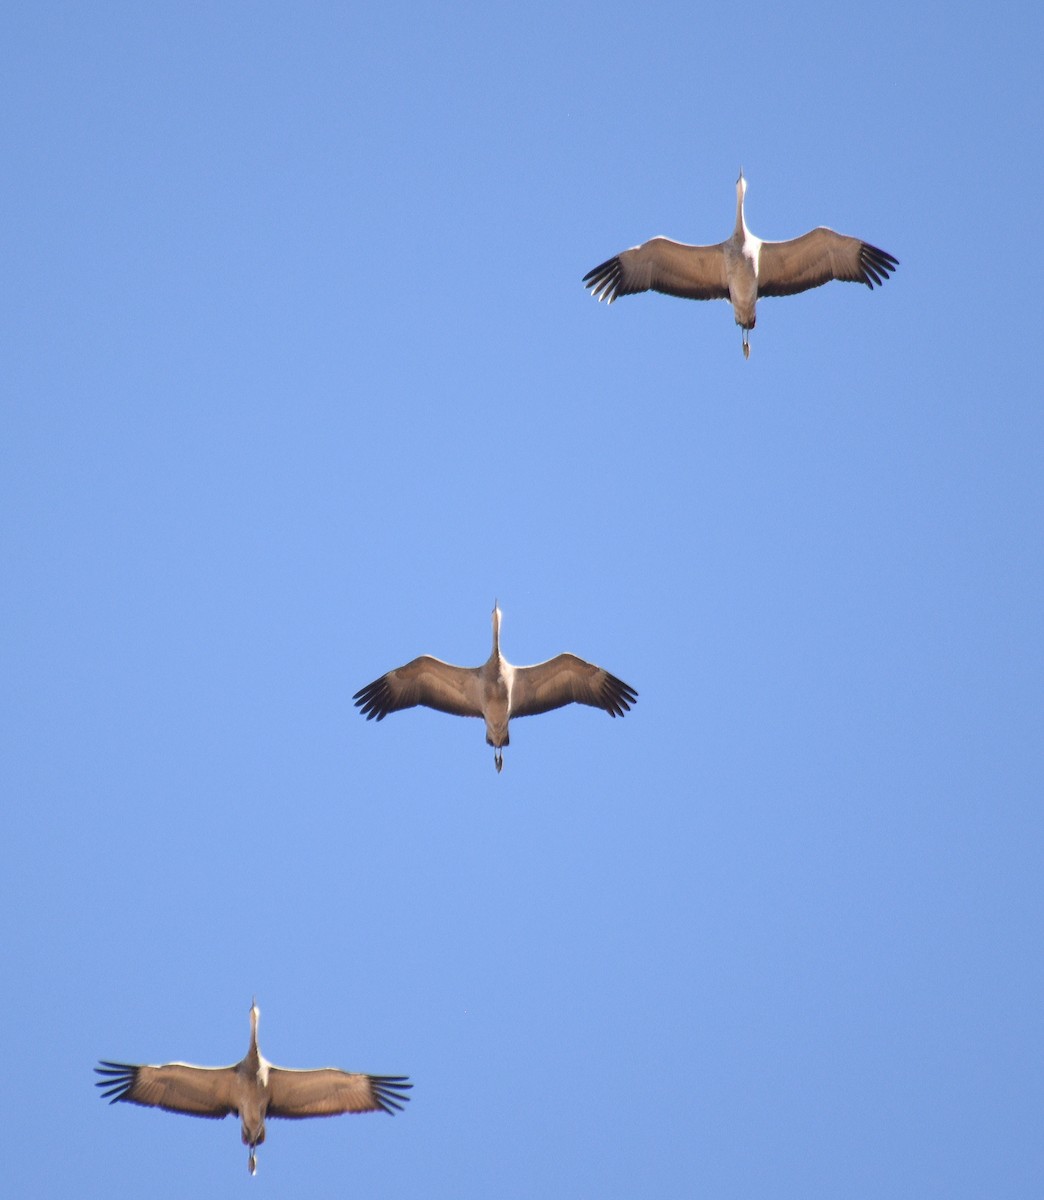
354;604;637;772
583;170;898;357
95;1002;411;1175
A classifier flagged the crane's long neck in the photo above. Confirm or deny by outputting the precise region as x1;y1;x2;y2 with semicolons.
734;172;747;236
247;1003;261;1066
491;605;502;661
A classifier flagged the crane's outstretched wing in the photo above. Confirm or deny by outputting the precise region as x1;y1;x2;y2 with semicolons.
354;657;483;721
95;1061;238;1119
757;228;898;296
511;654;637;719
266;1068;412;1118
584;237;730;303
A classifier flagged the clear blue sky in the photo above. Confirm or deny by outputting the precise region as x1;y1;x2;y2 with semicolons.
2;1;1041;1196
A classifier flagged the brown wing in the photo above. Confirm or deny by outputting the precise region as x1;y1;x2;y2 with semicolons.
266;1068;412;1119
511;654;638;719
583;237;730;303
95;1061;238;1119
757;228;898;297
353;656;483;721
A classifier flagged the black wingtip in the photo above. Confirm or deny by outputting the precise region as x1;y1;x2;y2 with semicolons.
582;256;623;302
372;1075;413;1114
94;1061;136;1104
601;674;638;717
353;678;390;721
860;242;899;288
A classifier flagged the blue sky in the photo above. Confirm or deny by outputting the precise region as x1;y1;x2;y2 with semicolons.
2;1;1042;1195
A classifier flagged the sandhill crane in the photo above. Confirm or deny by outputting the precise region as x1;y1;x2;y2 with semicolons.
95;1001;411;1175
583;171;898;357
353;604;637;772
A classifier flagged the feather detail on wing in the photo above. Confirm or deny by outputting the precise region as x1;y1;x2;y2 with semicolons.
583;238;730;302
94;1061;238;1119
353;657;484;721
756;228;899;296
511;654;638;719
266;1069;412;1118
